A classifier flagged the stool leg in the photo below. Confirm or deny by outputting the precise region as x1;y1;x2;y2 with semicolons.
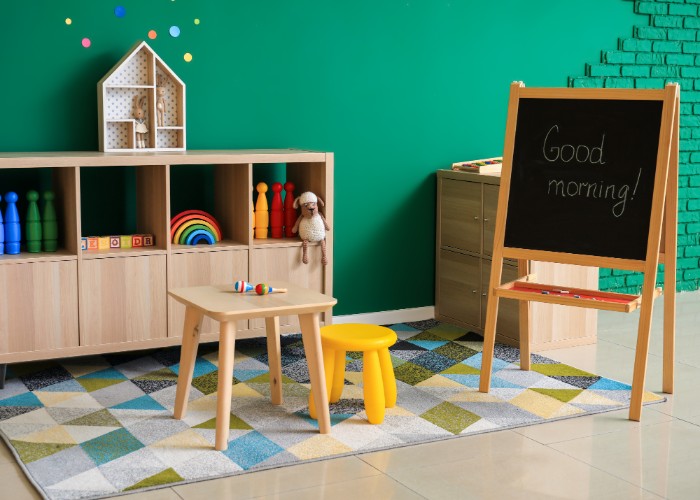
378;348;397;408
265;316;283;405
363;350;385;424
174;307;204;420
215;321;237;451
308;347;335;420
330;350;347;403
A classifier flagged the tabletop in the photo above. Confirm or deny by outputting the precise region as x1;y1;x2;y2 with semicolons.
168;281;337;322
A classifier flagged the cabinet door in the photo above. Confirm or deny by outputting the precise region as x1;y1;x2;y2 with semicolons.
169;250;249;337
481;261;520;345
436;249;480;328
482;184;498;257
250;246;325;330
439;178;481;254
0;261;79;355
80;255;167;346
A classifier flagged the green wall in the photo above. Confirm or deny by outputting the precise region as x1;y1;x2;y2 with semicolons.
0;1;638;315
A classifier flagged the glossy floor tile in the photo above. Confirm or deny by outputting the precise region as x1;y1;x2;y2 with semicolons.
1;290;698;499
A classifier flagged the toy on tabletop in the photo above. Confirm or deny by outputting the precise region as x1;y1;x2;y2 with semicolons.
283;181;296;238
133;95;149;148
270;182;283;238
254;182;269;239
42;190;58;252
0;194;4;255
98;236;110;250
233;280;287;295
156;75;167;127
80;237;87;251
233;280;254;293
292;191;330;265
170;210;222;245
87;237;98;250
4;191;20;255
132;235;143;247
110;236;121;248
120;235;132;248
25;190;42;253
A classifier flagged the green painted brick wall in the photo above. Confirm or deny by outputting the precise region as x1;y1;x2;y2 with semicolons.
571;0;700;293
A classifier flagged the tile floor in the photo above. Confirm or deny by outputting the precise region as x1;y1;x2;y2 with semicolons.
2;290;699;499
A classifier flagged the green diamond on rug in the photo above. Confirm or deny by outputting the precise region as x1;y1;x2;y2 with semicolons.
421;401;481;434
0;321;665;500
124;468;184;491
194;413;252;430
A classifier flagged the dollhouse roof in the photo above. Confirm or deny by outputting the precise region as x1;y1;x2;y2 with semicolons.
98;40;185;88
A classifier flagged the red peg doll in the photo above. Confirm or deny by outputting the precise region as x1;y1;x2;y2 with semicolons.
284;181;296;238
270;182;284;238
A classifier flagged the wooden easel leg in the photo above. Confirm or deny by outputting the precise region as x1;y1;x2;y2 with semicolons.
629;294;655;421
518;259;531;370
479;295;500;393
663;110;678;394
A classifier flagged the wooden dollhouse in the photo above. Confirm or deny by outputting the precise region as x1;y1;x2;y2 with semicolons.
98;41;186;152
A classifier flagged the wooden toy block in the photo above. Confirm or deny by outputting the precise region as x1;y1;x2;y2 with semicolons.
110;236;121;248
98;236;110;250
81;238;88;250
87;237;99;250
142;234;154;246
132;235;143;247
120;235;132;248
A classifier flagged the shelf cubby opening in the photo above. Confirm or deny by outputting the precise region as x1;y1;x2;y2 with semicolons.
0;166;78;262
80;165;167;258
169;163;250;252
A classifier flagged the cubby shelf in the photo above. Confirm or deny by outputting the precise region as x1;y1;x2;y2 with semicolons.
0;149;333;364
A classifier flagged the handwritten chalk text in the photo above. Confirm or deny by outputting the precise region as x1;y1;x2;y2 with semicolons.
542;125;606;165
546;168;642;217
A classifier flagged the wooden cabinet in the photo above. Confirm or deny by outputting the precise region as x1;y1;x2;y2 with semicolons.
435;169;597;350
0;150;333;364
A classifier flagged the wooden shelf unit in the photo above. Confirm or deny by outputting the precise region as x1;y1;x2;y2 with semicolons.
435;168;598;350
0;149;333;364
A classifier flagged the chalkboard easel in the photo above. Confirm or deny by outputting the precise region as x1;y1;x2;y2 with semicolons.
479;82;680;422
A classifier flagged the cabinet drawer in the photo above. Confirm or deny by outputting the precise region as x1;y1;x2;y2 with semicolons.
436;249;480;328
0;260;79;354
439;178;481;254
80;255;167;346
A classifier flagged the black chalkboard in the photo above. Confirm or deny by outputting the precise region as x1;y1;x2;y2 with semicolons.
503;97;664;261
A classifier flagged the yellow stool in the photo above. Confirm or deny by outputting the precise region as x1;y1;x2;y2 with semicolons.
309;324;397;424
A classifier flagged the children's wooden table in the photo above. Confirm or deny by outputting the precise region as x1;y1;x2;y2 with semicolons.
168;281;337;450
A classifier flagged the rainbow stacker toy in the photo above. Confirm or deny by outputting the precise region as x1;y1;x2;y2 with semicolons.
170;210;223;245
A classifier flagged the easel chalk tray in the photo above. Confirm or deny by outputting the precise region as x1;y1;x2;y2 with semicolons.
479;82;680;422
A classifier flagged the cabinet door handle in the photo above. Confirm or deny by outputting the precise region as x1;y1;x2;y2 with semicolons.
482;293;487;297
473;216;479;220
472;290;477;294
483;218;489;222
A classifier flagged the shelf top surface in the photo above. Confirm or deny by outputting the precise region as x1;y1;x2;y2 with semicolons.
0;149;329;167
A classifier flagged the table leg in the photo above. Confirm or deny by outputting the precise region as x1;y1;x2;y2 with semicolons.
0;364;7;390
265;316;283;405
215;321;237;451
173;307;204;420
299;312;331;434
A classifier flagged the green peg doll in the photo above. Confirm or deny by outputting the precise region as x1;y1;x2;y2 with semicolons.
26;190;42;252
42;190;58;252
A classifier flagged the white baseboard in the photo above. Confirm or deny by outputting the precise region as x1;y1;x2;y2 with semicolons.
332;306;435;326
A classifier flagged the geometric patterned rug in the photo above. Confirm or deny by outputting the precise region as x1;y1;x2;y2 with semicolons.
0;320;664;500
